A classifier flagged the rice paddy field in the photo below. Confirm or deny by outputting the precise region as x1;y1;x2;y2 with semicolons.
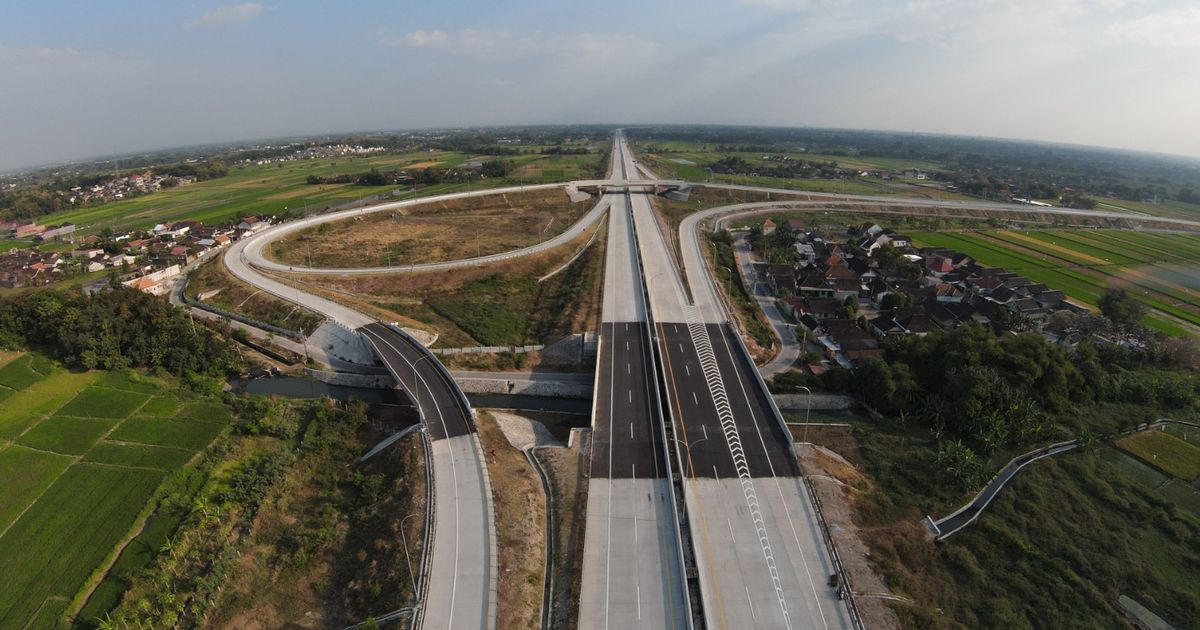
0;354;229;629
909;229;1200;335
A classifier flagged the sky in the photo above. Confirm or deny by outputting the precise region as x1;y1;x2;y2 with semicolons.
2;0;1200;171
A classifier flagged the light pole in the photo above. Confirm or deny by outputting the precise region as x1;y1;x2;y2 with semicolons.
793;385;813;445
718;266;734;298
670;435;710;477
400;511;422;603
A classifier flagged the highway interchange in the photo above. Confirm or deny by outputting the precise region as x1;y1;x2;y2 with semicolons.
222;131;1200;629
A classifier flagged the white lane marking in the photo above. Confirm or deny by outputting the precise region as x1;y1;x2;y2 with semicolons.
685;364;690;377
361;328;462;627
746;586;757;621
637;586;643;620
692;391;699;405
627;363;631;375
728;517;737;543
628;390;633;404
626;341;630;350
630;423;634;439
702;425;709;441
712;322;829;630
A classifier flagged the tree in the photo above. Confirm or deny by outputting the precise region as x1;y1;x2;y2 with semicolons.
1099;287;1146;328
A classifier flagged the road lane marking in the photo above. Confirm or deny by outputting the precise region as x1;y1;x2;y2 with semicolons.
693;392;699;405
746;586;757;621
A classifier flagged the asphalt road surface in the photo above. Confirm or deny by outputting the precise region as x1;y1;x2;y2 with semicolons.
360;322;474;440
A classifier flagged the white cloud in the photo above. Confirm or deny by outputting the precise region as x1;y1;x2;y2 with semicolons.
386;30;450;48
1111;7;1200;46
184;3;263;29
379;28;658;62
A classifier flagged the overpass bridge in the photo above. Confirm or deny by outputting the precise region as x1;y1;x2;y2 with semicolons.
568;178;691;199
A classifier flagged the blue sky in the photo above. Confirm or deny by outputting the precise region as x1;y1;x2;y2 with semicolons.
3;0;1200;170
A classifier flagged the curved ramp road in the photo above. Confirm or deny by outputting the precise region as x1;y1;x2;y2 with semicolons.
224;225;497;630
242;183;610;275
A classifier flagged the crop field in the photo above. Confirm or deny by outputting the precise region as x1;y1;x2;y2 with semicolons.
266;188;590;268
17;416;121;455
0;357;229;628
108;415;227;450
1117;429;1200;482
909;229;1200;334
28;146;603;238
0;465;165;628
0;354;44;390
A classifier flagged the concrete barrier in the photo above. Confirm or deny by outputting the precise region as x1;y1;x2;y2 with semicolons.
772;393;858;411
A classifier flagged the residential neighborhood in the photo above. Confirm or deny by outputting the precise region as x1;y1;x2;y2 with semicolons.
740;218;1092;369
0;215;269;291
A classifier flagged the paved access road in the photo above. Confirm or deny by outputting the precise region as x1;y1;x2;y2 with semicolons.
578;133;690;630
621;135;851;630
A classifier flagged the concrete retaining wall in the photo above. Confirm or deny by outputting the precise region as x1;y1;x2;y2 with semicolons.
304;368;396;389
455;377;592;400
771;394;858;411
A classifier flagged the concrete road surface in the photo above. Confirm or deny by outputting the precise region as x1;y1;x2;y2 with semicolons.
621;135;852;630
578;132;689;630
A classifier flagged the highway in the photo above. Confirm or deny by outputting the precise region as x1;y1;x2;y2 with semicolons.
621;135;852;630
577;134;690;629
225;223;497;629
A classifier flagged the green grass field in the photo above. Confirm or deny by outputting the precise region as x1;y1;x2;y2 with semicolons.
1117;429;1200;481
24;147;603;239
139;396;181;418
0;356;229;629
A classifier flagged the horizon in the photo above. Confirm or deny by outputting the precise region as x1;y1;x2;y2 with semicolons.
7;121;1200;176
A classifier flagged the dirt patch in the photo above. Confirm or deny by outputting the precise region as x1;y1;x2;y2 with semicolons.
267;189;587;268
477;411;547;629
795;437;903;630
490;410;563;450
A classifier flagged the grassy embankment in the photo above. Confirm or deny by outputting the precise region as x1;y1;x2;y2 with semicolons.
186;257;324;334
286;215;609;350
793;411;1200;629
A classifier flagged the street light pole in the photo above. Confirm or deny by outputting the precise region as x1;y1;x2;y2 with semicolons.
400;511;422;603
794;385;813;445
